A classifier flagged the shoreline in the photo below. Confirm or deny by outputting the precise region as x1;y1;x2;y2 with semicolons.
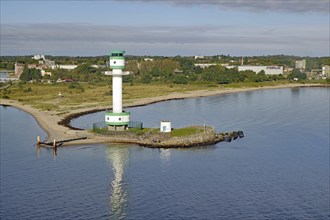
0;83;327;146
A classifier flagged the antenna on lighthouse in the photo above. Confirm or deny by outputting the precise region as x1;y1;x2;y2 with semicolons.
105;50;130;131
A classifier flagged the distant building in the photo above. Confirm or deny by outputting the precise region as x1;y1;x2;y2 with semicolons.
144;58;153;61
194;56;204;59
40;69;52;77
51;65;78;70
27;64;52;77
322;65;330;77
44;59;55;67
238;66;283;75
194;63;217;69
28;64;46;69
15;63;24;78
295;59;306;70
32;54;45;60
222;65;236;69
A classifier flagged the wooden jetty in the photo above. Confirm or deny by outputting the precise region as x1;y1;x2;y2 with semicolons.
39;137;87;147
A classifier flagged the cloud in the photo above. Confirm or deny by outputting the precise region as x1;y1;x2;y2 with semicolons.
114;0;330;13
1;23;328;56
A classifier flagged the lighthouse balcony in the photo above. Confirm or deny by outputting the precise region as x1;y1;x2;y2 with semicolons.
104;71;129;76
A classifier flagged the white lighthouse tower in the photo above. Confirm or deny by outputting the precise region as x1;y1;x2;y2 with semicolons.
105;50;130;131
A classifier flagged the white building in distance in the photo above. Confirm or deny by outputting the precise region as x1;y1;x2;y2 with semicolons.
238;66;283;75
194;56;204;59
322;65;330;77
51;65;78;70
295;59;306;69
32;54;45;60
194;63;217;69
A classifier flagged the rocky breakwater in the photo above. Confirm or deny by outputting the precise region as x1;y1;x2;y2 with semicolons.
95;126;244;148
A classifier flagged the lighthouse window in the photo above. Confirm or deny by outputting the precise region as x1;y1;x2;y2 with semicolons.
114;61;116;64
119;118;122;121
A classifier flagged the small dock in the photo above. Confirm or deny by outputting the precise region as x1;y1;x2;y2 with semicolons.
39;137;87;147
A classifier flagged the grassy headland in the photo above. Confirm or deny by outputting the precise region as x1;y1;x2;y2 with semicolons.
0;80;316;114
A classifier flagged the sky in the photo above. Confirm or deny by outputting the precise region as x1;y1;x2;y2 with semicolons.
1;0;329;57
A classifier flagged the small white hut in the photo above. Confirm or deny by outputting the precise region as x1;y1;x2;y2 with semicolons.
160;121;171;133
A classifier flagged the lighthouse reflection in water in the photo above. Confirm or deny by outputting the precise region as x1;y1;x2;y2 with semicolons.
106;145;172;219
106;145;129;219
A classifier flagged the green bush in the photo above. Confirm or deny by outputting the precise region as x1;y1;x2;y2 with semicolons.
68;83;84;92
173;75;188;84
68;84;76;89
141;74;152;83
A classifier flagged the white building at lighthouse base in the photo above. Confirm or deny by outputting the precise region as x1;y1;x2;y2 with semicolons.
105;111;130;131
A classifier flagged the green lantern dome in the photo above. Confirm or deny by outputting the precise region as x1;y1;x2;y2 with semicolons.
110;50;125;69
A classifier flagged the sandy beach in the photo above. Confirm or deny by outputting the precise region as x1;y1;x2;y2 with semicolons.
0;83;326;146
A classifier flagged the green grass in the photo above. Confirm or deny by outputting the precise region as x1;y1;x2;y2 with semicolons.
32;103;59;111
92;127;158;136
171;127;205;137
93;126;207;137
1;80;325;113
128;126;207;137
1;82;220;112
127;127;158;135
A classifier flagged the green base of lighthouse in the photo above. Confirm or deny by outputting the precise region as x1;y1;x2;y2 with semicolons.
105;111;130;131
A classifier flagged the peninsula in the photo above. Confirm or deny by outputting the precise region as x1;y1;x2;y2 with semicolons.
0;83;326;148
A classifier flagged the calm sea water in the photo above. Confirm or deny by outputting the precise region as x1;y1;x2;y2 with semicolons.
1;87;329;220
0;71;9;78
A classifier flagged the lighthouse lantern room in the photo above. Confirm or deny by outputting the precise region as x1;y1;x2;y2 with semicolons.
105;50;130;131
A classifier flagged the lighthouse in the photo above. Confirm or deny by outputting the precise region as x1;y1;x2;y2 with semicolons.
105;50;130;131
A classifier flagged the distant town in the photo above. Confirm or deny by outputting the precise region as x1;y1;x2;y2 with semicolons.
0;54;329;85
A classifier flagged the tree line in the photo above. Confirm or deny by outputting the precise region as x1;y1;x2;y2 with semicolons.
1;55;328;84
20;59;301;84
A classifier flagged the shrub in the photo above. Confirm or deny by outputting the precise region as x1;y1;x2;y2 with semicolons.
68;83;84;92
173;75;188;84
141;74;152;83
68;84;76;89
